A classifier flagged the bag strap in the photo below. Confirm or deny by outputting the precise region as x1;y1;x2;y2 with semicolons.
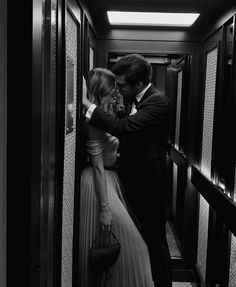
110;230;120;245
92;228;120;247
92;227;101;246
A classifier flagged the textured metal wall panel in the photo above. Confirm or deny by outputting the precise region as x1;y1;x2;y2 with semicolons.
201;47;218;179
197;195;209;282
174;70;183;150
197;47;217;284
229;234;236;287
61;12;78;287
229;165;236;286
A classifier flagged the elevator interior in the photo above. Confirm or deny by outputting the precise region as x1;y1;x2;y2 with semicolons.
3;0;236;286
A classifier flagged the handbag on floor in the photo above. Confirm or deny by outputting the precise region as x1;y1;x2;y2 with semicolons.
89;229;121;273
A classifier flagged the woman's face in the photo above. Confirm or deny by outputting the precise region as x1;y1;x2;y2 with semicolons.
101;84;118;105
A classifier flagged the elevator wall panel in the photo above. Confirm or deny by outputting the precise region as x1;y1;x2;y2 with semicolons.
196;46;218;284
229;234;236;287
96;40;201;67
197;195;209;282
0;0;7;286
229;168;236;286
201;47;218;178
174;70;183;150
61;11;78;287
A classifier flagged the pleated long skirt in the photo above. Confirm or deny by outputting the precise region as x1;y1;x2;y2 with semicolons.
79;166;154;287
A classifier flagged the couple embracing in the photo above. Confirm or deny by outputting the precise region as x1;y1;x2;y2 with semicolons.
79;54;172;287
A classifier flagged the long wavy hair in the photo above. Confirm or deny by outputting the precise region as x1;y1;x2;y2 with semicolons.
86;68;116;112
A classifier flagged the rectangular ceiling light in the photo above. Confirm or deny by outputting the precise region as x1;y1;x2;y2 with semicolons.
107;11;200;27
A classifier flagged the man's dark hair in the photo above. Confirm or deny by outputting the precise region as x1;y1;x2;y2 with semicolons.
112;54;152;85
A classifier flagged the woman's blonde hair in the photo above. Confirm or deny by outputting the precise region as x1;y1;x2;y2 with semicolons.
86;68;116;107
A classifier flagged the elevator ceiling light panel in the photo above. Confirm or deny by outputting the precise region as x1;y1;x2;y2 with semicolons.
107;11;200;27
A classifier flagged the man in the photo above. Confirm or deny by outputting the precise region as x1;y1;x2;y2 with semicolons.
83;54;172;286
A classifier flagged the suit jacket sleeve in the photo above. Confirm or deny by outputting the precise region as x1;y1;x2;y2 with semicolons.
89;93;170;138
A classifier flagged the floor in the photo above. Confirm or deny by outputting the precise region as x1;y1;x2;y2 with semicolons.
166;221;181;258
166;222;198;287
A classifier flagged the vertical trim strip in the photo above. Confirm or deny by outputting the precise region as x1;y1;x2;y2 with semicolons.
54;0;66;285
0;0;7;286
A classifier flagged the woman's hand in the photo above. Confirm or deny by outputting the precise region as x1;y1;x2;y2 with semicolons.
82;76;88;106
82;76;93;109
99;205;113;232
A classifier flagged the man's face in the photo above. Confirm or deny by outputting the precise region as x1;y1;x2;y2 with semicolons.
116;75;137;102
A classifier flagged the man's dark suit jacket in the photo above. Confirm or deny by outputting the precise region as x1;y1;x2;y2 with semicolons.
89;84;171;212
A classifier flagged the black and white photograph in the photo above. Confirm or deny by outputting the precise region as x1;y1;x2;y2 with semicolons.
1;0;236;286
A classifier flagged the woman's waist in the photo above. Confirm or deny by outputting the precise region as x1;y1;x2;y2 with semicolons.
86;162;117;171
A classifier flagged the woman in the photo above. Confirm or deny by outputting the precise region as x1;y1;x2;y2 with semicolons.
79;68;154;287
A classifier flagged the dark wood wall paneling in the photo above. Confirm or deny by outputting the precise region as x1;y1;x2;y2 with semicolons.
0;0;7;286
96;40;202;68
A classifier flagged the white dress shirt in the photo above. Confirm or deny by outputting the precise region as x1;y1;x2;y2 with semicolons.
129;83;151;115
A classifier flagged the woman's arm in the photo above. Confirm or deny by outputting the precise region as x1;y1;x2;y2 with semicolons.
82;76;93;110
88;125;113;230
91;152;108;207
